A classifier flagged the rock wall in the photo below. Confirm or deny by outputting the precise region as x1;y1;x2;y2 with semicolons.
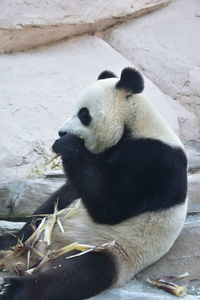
105;0;200;140
0;0;171;53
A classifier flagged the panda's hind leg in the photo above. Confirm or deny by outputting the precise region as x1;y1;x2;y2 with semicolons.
0;251;117;300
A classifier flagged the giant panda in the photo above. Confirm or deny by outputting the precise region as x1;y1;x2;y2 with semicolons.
0;67;187;300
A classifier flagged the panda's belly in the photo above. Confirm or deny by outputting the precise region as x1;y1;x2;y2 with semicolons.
51;198;188;286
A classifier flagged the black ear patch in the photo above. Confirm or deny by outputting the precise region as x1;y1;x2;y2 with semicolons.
98;70;117;80
116;67;144;94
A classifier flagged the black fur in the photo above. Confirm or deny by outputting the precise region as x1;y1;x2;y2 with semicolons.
116;67;144;94
52;131;187;224
0;234;17;251
78;107;92;126
59;131;66;137
0;251;117;300
98;70;117;80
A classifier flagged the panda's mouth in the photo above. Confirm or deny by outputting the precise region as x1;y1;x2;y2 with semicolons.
59;128;97;154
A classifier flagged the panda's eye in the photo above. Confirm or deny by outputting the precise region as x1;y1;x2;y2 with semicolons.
78;107;91;126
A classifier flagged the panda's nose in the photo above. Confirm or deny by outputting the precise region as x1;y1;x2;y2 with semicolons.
58;130;66;137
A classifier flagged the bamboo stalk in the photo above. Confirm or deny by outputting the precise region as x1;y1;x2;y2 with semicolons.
45;154;60;165
147;276;188;297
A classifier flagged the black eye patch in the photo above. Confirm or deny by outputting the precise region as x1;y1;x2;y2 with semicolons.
78;107;92;126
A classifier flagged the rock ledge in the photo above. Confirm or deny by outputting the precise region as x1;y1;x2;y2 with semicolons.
0;0;171;53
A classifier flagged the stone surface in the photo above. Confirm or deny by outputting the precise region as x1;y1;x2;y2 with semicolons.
184;140;200;214
105;0;200;141
0;177;65;217
188;173;200;214
0;0;171;54
185;140;200;172
185;140;200;214
90;279;197;300
0;35;188;184
137;215;200;296
0;221;25;234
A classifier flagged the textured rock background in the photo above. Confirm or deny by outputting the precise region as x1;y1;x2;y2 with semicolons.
0;0;170;54
105;0;200;141
0;0;200;299
0;177;65;217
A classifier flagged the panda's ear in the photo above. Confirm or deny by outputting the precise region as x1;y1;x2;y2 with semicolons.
116;67;144;94
98;70;117;80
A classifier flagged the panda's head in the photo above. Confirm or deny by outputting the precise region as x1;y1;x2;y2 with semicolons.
59;67;144;153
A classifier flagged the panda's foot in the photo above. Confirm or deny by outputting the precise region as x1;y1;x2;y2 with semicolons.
0;277;12;300
0;251;117;300
0;277;31;300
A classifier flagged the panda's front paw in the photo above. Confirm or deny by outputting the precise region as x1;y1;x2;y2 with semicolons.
52;133;85;160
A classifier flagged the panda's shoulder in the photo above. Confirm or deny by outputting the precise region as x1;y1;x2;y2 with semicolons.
112;136;186;156
110;137;187;168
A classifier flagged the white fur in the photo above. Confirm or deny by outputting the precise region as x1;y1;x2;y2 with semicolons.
129;94;183;149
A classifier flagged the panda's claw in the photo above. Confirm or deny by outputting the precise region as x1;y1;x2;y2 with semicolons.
0;277;11;299
0;277;6;296
0;277;4;291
